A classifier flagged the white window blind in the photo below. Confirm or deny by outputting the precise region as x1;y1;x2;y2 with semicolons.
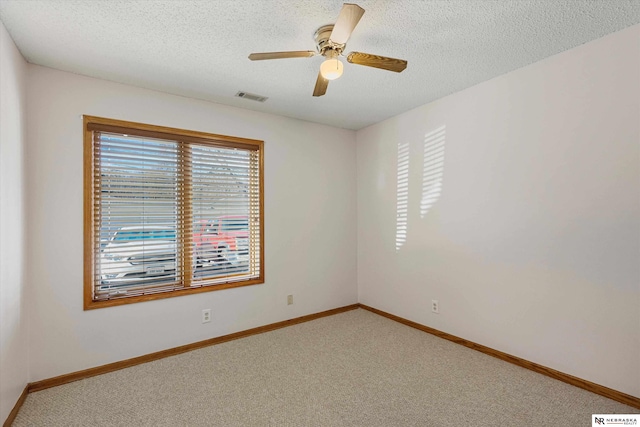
86;118;263;305
94;133;181;298
190;143;261;287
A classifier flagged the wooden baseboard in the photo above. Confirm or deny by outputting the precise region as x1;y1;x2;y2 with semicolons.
28;304;359;393
357;303;640;409
3;385;28;427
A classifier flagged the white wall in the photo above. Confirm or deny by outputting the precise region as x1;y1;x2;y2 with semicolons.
25;66;357;382
357;25;640;397
0;21;29;422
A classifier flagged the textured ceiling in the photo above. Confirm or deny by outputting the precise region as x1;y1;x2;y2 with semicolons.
1;0;639;130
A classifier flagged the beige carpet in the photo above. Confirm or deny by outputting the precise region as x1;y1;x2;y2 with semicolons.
13;309;638;426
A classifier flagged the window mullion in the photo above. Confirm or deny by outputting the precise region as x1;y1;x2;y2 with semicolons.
178;142;193;287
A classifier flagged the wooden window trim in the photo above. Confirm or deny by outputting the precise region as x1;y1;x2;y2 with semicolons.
83;115;264;310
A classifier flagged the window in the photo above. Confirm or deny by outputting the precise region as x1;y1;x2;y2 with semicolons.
84;116;263;309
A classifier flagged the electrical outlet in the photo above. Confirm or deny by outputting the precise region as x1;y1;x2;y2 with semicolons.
287;295;293;305
202;309;211;323
431;300;439;314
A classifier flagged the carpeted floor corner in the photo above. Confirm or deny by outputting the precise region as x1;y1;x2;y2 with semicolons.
12;309;639;426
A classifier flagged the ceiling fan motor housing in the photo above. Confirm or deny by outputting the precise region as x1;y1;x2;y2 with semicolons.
314;25;346;57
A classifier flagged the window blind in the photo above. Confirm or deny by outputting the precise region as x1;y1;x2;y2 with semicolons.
190;144;261;286
88;122;262;303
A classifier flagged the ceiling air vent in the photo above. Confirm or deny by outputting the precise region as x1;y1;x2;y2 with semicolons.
235;91;268;102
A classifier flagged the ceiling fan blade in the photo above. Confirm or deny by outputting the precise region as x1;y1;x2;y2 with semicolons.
329;3;365;45
313;72;329;97
248;51;316;61
347;52;407;72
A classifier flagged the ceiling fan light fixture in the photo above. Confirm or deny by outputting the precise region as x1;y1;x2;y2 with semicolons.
320;57;344;80
248;3;407;97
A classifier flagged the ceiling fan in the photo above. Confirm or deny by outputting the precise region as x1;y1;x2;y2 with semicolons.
248;3;408;97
